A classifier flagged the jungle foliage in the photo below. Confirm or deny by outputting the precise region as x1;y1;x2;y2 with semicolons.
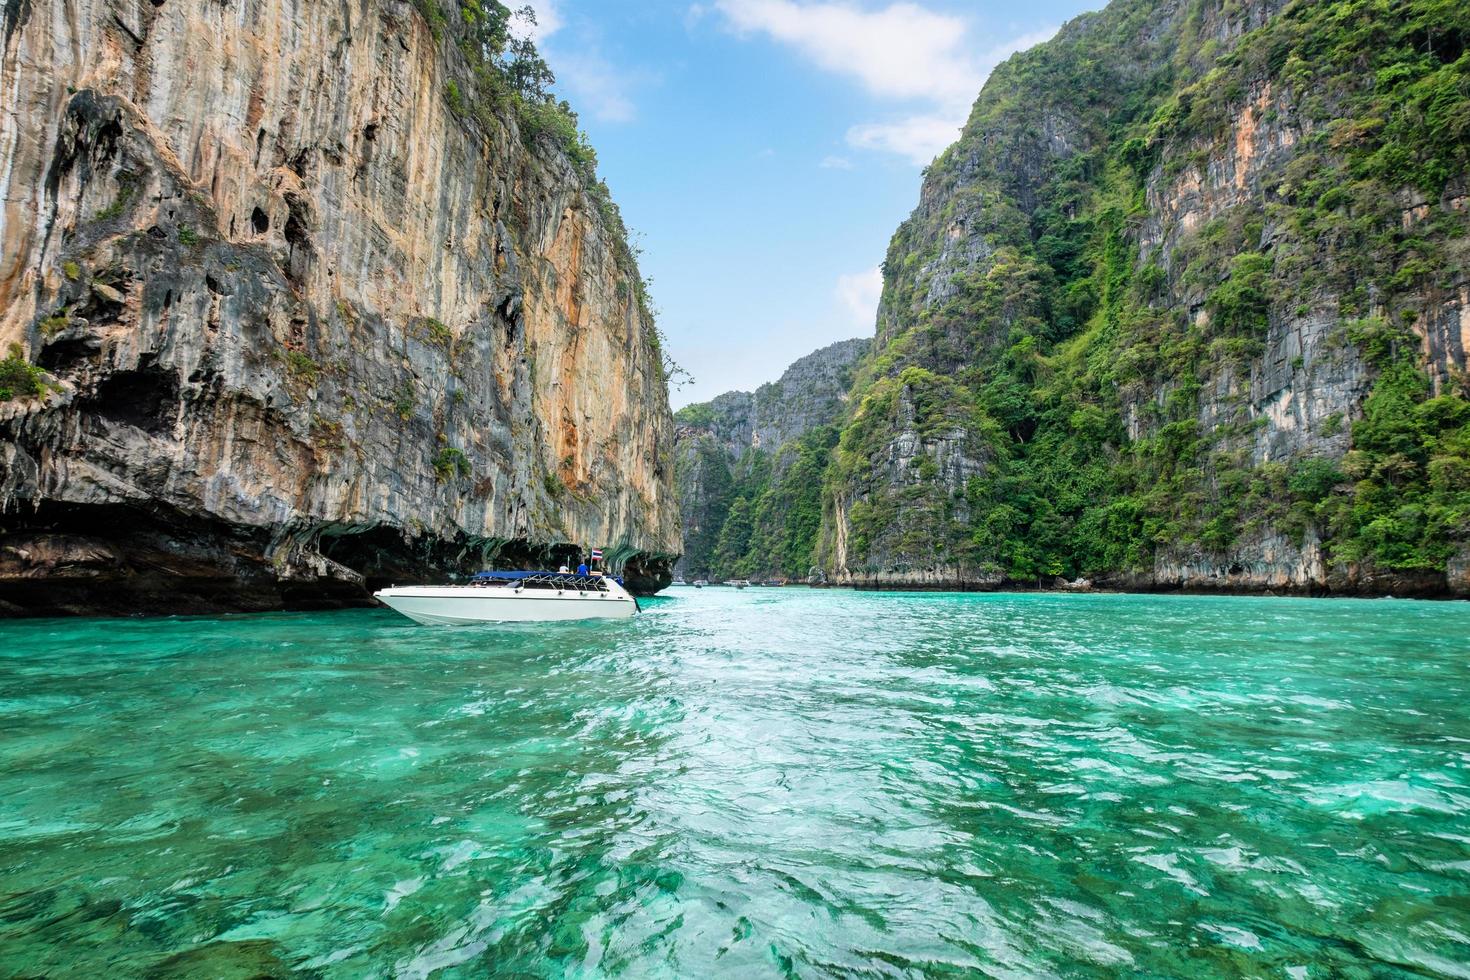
677;426;839;582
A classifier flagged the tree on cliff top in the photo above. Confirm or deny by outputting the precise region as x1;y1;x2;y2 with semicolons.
417;0;591;164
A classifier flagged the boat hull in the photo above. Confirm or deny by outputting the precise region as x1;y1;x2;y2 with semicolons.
374;586;636;625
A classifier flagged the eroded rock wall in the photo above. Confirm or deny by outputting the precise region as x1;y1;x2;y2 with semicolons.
0;0;679;614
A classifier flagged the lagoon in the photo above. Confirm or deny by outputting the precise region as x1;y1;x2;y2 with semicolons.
2;589;1468;976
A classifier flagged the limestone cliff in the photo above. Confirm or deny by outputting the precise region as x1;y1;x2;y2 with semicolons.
674;338;866;580
678;338;868;458
0;0;680;615
824;0;1470;596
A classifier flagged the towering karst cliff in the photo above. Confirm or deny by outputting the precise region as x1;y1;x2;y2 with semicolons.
0;0;680;614
675;338;866;581
822;0;1470;596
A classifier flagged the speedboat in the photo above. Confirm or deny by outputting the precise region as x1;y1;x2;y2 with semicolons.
374;571;637;625
692;579;707;588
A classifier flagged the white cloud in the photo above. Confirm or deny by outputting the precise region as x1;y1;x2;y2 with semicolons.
846;115;961;166
553;51;638;122
713;2;1057;166
714;0;980;104
512;1;563;42
836;267;883;328
521;3;643;124
819;154;854;169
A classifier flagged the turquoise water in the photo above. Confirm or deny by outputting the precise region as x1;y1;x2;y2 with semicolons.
1;590;1468;977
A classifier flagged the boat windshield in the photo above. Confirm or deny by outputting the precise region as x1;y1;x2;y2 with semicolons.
472;571;612;592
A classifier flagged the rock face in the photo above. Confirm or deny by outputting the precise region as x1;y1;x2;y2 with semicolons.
683;338;870;459
823;0;1470;596
674;338;866;580
0;0;680;615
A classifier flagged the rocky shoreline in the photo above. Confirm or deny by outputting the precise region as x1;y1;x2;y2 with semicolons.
841;578;1469;601
836;536;1470;599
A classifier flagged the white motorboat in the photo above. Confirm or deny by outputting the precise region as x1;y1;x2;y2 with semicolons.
374;571;638;625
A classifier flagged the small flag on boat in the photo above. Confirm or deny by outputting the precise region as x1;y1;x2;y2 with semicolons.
590;548;603;561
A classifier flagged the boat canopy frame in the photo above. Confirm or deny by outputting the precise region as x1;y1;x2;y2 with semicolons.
471;570;624;591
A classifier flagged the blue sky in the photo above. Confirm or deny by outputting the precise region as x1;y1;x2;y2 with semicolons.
520;1;1100;406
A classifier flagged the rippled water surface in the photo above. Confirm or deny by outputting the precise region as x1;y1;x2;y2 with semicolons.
3;589;1470;977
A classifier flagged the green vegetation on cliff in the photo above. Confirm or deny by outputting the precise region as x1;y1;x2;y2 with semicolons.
0;344;50;402
1331;319;1470;571
673;428;732;577
716;429;836;580
675;419;836;582
826;0;1470;588
416;1;588;160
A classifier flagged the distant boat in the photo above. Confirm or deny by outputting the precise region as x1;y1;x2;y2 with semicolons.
726;579;750;589
375;571;637;625
763;579;786;587
693;579;708;588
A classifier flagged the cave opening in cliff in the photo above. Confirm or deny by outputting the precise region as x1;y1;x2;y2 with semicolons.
0;501;291;617
37;336;100;373
88;363;179;435
282;200;313;283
